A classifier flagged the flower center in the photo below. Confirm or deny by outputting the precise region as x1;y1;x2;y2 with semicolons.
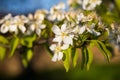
61;32;67;39
55;46;61;53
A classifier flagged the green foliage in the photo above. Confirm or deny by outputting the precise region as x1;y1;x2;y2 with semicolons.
9;36;19;57
91;40;112;62
0;46;6;60
21;34;36;48
81;46;93;70
63;48;71;72
0;35;8;44
71;48;78;67
26;48;33;61
115;0;120;12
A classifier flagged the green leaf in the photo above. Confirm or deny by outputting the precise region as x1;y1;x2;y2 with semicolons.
26;48;33;61
0;46;6;60
81;46;93;70
115;0;120;11
21;34;36;48
21;48;33;68
92;40;112;62
22;58;28;68
71;48;78;67
9;36;19;57
86;46;93;70
81;47;87;70
63;48;71;72
0;35;8;44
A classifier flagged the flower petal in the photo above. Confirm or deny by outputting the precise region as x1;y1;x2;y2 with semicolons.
39;24;46;29
36;29;41;36
79;26;86;34
93;29;101;36
61;24;67;32
52;25;61;35
63;36;73;45
30;24;35;32
61;44;69;50
0;25;9;33
18;25;26;33
53;36;62;43
52;53;58;62
9;25;17;32
49;44;56;51
58;52;63;61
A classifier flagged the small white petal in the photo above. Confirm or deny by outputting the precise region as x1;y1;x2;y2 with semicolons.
87;28;93;33
93;30;101;36
36;29;41;36
52;25;61;35
50;44;56;51
18;25;26;33
30;24;35;31
61;44;69;50
53;36;62;43
57;52;63;61
79;26;86;34
52;53;58;62
39;24;46;29
61;24;67;32
0;25;9;33
63;36;73;45
9;25;17;32
48;14;56;21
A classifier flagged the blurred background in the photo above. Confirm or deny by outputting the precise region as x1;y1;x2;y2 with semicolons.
0;0;120;80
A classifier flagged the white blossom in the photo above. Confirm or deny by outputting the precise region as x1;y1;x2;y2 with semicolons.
52;24;74;45
72;25;86;34
34;10;48;21
67;0;82;6
27;20;46;36
48;3;65;21
0;14;12;24
50;44;69;62
82;0;102;10
86;23;101;36
0;21;11;33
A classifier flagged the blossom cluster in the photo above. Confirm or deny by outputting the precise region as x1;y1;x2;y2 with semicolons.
49;3;104;62
0;10;47;36
67;0;102;10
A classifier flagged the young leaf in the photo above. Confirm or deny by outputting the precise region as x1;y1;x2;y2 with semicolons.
21;34;36;48
81;47;87;70
71;48;78;67
9;36;19;57
0;46;6;60
92;40;112;62
26;48;33;61
0;35;8;44
22;58;28;68
81;46;93;70
63;48;71;72
86;46;93;70
115;0;120;11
